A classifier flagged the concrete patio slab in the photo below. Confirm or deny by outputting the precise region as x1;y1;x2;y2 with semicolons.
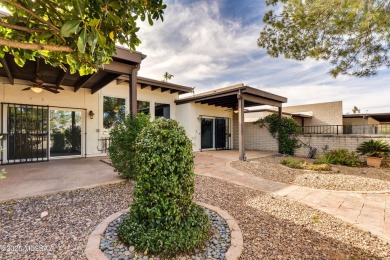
0;157;123;202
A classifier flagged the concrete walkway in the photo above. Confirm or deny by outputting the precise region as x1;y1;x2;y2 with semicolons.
195;151;390;244
0;157;123;202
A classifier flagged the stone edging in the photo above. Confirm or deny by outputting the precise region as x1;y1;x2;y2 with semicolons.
85;202;243;260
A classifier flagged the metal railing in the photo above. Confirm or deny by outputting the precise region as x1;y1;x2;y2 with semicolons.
98;137;111;153
299;124;390;135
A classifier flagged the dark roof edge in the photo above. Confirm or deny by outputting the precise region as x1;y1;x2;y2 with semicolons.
137;76;194;93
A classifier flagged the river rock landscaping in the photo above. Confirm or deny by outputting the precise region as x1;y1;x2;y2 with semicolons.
232;156;390;191
100;208;231;260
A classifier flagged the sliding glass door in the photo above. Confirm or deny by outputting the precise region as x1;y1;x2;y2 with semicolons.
201;117;230;150
50;110;82;157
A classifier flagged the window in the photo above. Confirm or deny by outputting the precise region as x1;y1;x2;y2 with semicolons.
155;103;170;119
137;101;150;114
103;96;126;133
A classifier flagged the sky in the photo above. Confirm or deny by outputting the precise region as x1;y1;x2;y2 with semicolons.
136;0;390;114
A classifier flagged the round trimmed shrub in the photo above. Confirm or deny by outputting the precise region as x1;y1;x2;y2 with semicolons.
118;118;210;254
108;113;150;179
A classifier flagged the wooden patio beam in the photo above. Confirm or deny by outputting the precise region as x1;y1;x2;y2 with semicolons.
240;93;282;108
0;58;14;85
74;74;94;92
91;73;120;94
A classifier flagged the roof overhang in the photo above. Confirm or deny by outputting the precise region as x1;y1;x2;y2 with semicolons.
0;47;144;94
116;76;193;95
343;113;390;122
175;84;287;108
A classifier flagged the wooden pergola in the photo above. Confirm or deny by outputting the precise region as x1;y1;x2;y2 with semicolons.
176;84;288;160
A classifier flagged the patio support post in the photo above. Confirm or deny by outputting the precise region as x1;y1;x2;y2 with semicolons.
278;106;282;154
238;91;245;161
129;66;140;119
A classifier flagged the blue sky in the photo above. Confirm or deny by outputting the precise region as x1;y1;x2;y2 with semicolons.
137;0;390;114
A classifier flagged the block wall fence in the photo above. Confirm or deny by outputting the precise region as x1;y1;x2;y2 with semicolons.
295;135;390;157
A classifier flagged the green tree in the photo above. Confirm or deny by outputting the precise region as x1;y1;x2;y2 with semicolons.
258;0;390;77
0;0;166;75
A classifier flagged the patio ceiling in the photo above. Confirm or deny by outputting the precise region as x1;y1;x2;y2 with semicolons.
0;46;144;94
175;84;287;108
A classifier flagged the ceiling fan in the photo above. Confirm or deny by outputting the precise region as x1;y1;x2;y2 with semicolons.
22;74;64;94
21;58;65;94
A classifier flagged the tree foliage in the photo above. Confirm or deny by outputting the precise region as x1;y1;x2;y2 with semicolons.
255;113;301;155
108;113;150;179
119;119;210;254
258;0;390;77
0;0;166;75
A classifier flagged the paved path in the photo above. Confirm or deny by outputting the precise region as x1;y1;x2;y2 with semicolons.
194;152;390;244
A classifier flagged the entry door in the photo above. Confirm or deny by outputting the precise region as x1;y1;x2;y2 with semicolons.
3;104;49;164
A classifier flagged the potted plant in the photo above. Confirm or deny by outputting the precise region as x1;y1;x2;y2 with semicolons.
356;139;390;168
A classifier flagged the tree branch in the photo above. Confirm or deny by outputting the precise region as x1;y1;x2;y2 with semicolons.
0;21;48;33
0;38;73;52
1;0;60;33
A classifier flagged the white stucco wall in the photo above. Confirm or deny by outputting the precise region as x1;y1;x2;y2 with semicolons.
176;103;233;151
0;76;179;158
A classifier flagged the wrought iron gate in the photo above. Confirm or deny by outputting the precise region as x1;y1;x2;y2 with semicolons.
1;103;49;164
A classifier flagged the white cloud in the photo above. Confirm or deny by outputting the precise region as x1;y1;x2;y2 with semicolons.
136;0;390;114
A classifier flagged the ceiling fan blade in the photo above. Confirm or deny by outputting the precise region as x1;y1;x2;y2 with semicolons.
22;87;31;91
44;88;60;94
42;84;64;90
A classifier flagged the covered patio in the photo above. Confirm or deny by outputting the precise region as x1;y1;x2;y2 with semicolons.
0;157;122;202
176;84;287;160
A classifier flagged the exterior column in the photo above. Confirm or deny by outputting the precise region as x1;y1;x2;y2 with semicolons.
129;66;140;119
278;106;282;154
238;92;245;161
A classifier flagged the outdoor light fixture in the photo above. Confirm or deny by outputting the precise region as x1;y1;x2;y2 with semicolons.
89;110;95;119
30;87;43;93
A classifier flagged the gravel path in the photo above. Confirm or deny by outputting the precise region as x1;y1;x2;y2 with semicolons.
195;176;390;259
1;177;390;259
231;156;390;191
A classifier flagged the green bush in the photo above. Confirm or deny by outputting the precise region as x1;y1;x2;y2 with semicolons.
356;139;390;158
108;113;150;179
314;149;361;167
281;157;304;169
118;118;210;254
255;114;301;155
281;156;331;171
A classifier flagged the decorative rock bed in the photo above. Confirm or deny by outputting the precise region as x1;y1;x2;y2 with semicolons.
85;202;243;260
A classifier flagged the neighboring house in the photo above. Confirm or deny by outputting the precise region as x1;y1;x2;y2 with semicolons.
0;49;287;164
343;113;390;134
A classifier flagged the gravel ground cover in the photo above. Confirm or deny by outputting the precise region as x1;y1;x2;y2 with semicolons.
0;182;135;259
231;156;390;191
195;176;390;259
1;176;390;259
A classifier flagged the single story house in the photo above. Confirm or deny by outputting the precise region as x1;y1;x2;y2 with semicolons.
0;48;287;164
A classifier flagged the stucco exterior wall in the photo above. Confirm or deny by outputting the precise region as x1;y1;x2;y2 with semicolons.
176;103;233;151
0;77;179;158
283;101;343;126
